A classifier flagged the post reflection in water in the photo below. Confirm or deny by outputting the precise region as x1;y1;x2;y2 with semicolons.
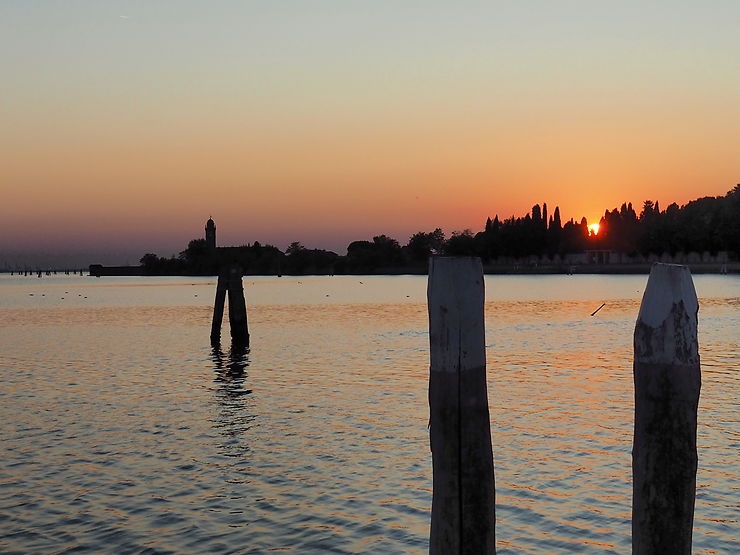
210;342;255;451
211;342;251;392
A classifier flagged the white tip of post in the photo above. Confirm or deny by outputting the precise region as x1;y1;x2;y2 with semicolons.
636;263;699;365
638;263;698;329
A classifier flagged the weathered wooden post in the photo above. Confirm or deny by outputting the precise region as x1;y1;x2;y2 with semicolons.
210;270;228;344
211;265;250;346
227;265;250;347
632;263;700;554
428;256;495;554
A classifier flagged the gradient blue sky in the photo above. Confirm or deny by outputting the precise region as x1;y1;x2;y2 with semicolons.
1;1;738;265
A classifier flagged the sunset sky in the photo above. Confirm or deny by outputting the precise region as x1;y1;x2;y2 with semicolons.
2;1;738;266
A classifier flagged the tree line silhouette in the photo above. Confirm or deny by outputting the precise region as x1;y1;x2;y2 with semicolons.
139;185;738;275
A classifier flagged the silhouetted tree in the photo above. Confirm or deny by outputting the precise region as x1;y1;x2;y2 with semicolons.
346;235;403;272
552;206;562;230
542;203;548;231
721;185;740;254
532;204;542;226
140;253;159;270
284;242;338;274
547;205;563;254
444;230;476;256
180;239;206;260
286;242;306;256
407;228;445;262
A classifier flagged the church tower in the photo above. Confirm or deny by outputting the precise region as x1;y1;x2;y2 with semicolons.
205;217;216;250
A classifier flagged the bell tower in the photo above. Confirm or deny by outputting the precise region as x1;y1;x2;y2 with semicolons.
205;217;216;250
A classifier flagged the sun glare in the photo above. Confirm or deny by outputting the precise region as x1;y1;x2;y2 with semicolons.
588;223;600;236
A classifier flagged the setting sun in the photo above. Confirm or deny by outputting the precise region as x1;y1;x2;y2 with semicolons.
588;223;600;236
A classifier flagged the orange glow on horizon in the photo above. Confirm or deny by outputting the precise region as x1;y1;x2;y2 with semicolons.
588;223;600;236
2;3;739;265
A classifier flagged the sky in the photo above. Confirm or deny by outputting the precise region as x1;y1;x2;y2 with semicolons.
1;1;738;266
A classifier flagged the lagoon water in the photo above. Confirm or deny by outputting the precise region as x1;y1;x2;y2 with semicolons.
0;273;737;553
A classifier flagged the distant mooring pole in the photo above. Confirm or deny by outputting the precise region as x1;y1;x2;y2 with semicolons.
227;265;249;346
632;263;700;554
210;265;250;347
210;270;228;344
428;257;496;554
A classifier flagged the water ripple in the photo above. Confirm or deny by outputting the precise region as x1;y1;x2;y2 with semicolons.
0;275;737;552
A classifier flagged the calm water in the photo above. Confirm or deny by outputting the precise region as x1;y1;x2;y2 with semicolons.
0;273;737;553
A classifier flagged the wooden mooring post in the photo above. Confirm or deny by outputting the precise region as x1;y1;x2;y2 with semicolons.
632;263;700;554
428;256;496;554
227;265;249;346
210;270;228;344
210;265;250;347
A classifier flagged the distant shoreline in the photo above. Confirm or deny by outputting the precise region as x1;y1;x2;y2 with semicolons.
74;261;740;277
3;262;737;278
481;262;737;275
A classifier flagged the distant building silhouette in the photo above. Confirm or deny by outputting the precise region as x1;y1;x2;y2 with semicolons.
205;217;216;250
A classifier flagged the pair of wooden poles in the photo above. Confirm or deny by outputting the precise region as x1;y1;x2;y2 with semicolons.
428;258;700;554
210;265;250;347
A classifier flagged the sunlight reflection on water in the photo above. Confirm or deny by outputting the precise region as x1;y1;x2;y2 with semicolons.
0;274;737;553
